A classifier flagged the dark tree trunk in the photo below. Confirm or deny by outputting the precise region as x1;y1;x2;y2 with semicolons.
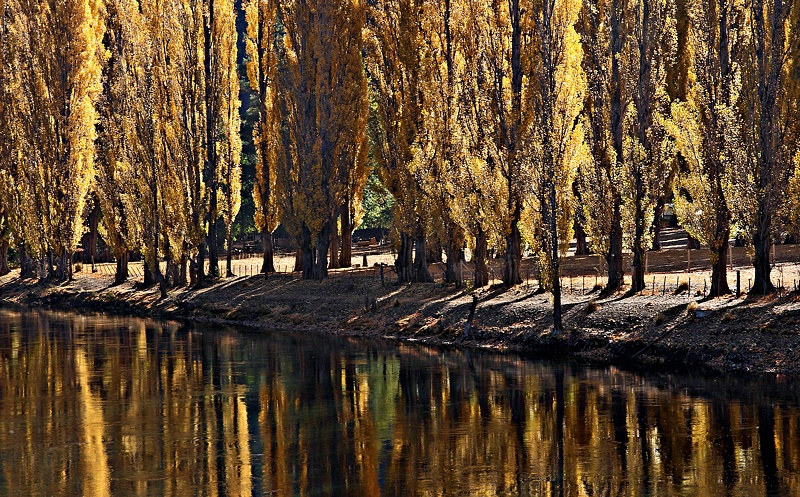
710;240;731;297
204;0;219;280
19;246;35;279
605;201;625;293
329;223;341;270
503;204;523;286
86;202;100;267
474;228;489;288
261;229;275;273
574;219;589;255
412;229;434;283
208;218;220;278
225;229;234;277
631;189;646;293
294;247;303;272
751;209;775;294
651;201;664;250
313;222;332;280
143;261;155;287
300;226;314;279
0;238;9;276
444;237;461;287
548;181;563;334
395;232;413;283
179;254;188;287
115;252;129;285
190;257;198;286
197;243;206;285
427;239;443;264
339;201;353;268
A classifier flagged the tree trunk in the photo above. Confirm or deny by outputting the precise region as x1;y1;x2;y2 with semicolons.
197;243;206;285
412;228;434;283
574;219;589;256
300;231;314;280
19;246;35;279
87;202;100;266
329;223;341;269
503;204;523;286
339;201;353;267
143;261;155;287
427;239;443;264
0;238;10;276
179;254;188;287
395;232;413;283
294;247;303;272
208;218;219;278
548;181;563;335
261;229;276;273
605;201;625;293
631;247;646;293
709;241;731;297
115;252;129;285
190;257;198;287
313;221;332;280
474;228;489;288
226;228;234;277
651;201;664;250
751;209;774;294
444;237;461;287
631;197;646;293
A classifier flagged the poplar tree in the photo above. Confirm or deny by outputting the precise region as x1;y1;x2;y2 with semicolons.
577;0;629;293
666;0;748;296
740;0;800;294
623;0;676;292
365;0;434;283
245;0;282;274
528;0;588;332
3;0;106;281
277;0;368;280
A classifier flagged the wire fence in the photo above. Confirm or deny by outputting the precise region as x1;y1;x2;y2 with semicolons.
77;242;800;298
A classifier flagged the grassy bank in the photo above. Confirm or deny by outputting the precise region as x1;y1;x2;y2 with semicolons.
1;267;799;375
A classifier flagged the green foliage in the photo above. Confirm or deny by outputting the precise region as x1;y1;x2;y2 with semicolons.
358;171;394;230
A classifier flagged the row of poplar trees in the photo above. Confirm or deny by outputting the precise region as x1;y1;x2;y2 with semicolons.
0;0;799;332
0;0;243;297
365;0;800;333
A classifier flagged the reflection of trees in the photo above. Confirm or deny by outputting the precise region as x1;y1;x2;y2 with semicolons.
1;310;800;495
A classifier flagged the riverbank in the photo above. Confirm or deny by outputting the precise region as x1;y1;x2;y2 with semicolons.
1;267;800;374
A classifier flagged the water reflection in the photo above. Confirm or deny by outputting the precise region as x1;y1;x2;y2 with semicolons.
0;309;799;496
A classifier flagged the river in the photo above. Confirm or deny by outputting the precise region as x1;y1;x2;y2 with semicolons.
0;309;799;496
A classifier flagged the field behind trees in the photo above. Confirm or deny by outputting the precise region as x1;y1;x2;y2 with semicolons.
0;0;799;334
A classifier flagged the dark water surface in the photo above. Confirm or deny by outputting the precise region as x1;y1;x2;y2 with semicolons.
1;310;799;496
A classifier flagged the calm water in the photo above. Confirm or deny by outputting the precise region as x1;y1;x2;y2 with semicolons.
1;310;799;496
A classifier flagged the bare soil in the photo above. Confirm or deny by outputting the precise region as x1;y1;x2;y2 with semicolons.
3;243;800;375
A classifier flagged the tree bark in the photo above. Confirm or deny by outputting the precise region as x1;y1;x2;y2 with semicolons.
395;232;413;283
0;238;9;276
197;242;206;285
427;239;443;264
339;201;353;267
503;203;523;286
605;201;625;293
226;228;234;277
114;251;129;285
313;222;332;280
143;261;155;287
751;207;775;294
204;0;219;280
474;228;489;288
329;223;341;269
294;247;303;272
261;228;276;273
651;201;664;250
179;254;188;287
444;237;461;287
412;229;434;283
709;240;731;297
19;246;35;279
574;219;589;255
87;202;100;266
